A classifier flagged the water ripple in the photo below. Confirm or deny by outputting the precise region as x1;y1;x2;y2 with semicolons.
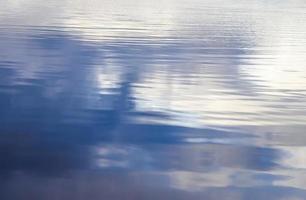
1;0;306;199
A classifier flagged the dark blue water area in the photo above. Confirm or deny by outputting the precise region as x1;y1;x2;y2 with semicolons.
1;0;306;199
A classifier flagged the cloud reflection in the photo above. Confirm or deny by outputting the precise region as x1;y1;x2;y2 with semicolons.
1;0;306;199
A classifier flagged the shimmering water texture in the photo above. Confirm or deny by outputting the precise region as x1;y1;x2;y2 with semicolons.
1;0;306;199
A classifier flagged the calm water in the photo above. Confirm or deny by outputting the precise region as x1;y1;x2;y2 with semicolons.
1;0;306;199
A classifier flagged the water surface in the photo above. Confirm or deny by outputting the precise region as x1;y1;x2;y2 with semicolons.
1;0;306;199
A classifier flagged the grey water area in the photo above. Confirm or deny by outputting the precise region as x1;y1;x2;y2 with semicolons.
0;0;306;199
